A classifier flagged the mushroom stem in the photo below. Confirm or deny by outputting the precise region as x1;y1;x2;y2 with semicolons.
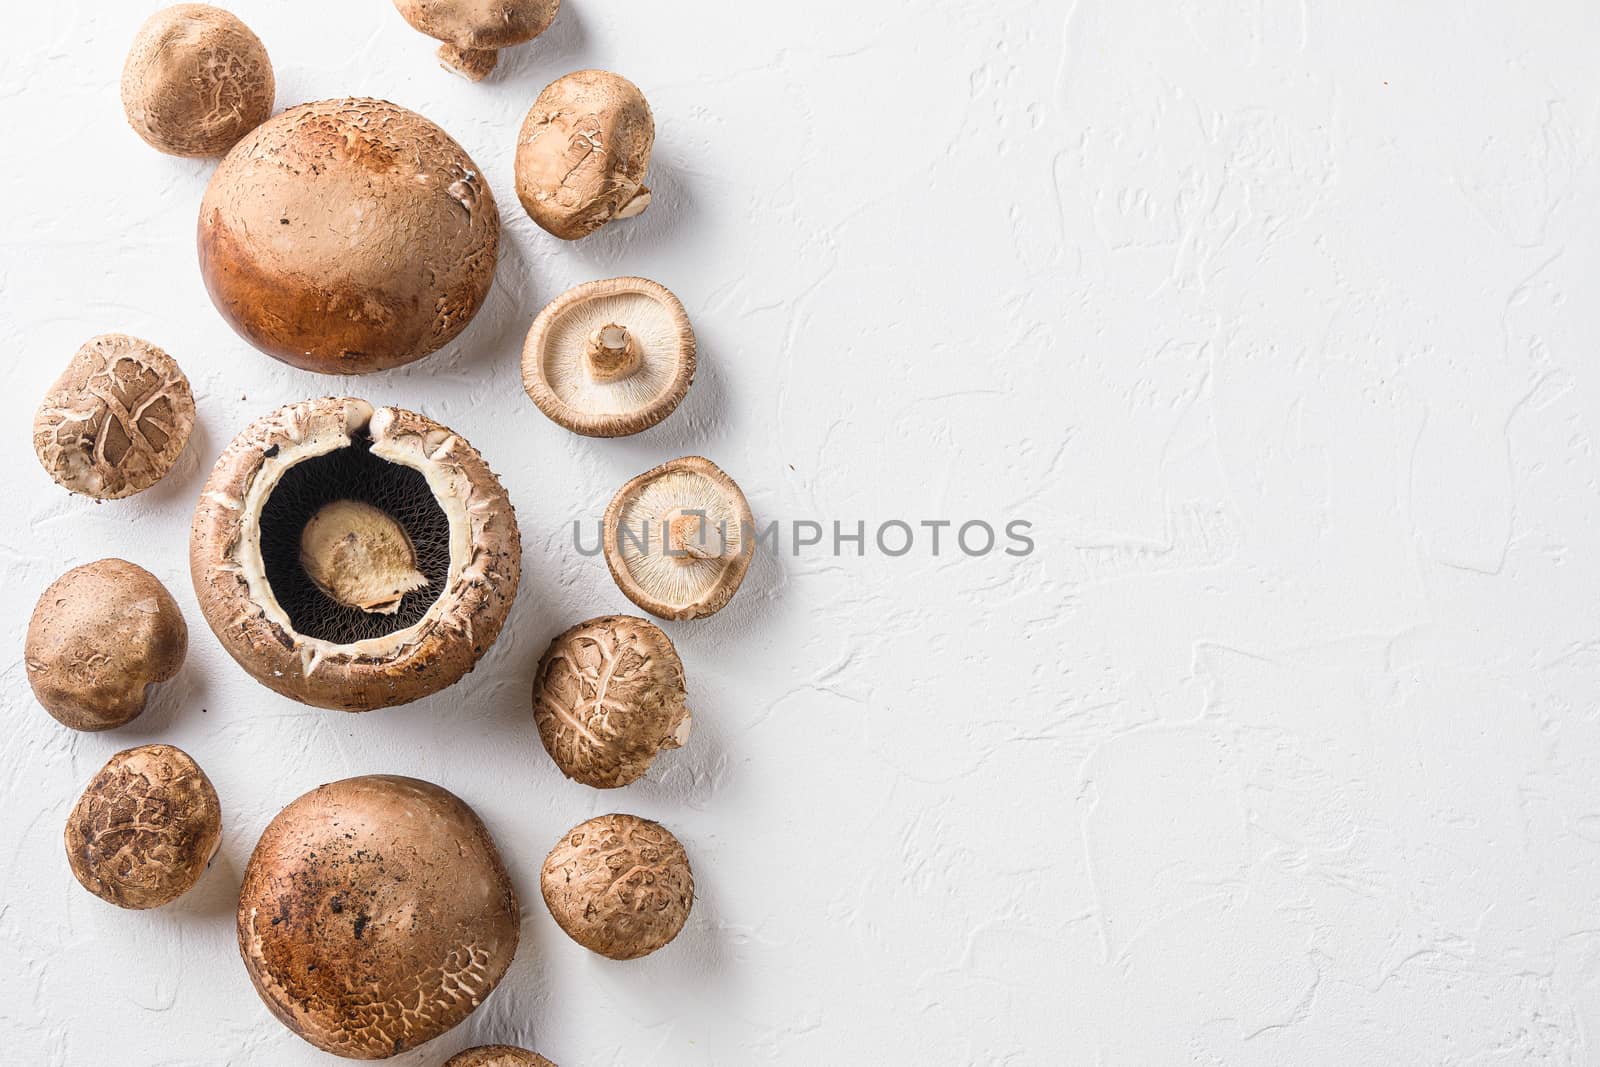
300;499;428;614
616;185;652;220
664;508;727;562
585;324;643;383
437;43;498;81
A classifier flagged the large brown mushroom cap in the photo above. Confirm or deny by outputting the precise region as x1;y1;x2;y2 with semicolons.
514;70;654;240
533;615;691;788
603;456;756;620
198;99;500;374
392;0;560;81
64;745;220;909
445;1046;557;1067
33;333;195;500
121;4;274;157
26;559;187;731
238;776;520;1058
190;398;521;711
521;277;695;437
541;813;692;960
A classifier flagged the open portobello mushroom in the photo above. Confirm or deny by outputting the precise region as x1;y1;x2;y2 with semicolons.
603;456;754;620
190;398;520;710
521;277;695;437
238;775;519;1058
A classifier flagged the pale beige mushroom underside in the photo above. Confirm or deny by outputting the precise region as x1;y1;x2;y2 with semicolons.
607;462;753;617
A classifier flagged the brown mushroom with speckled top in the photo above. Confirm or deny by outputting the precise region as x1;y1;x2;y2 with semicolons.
122;4;274;157
534;615;691;788
190;397;521;711
543;813;693;960
445;1047;556;1067
199;98;500;374
65;745;220;909
604;456;755;620
238;775;520;1058
26;560;187;731
34;334;195;500
522;277;695;437
515;70;654;240
392;0;560;81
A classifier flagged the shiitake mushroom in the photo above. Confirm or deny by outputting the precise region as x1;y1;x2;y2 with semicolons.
541;813;693;960
391;0;560;81
515;71;654;240
445;1047;557;1067
121;4;274;157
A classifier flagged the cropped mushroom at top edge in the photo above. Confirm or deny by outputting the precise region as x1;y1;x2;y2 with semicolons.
391;0;560;80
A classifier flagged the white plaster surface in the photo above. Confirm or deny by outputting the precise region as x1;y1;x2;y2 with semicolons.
6;0;1600;1063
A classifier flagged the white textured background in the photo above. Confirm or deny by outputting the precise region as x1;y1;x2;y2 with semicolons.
5;0;1600;1064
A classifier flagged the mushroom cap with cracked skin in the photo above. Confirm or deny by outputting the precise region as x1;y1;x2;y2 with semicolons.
34;334;195;500
65;745;220;909
534;615;691;788
190;397;521;711
121;4;274;157
603;456;756;621
26;559;187;731
238;775;520;1059
198;98;500;374
445;1046;557;1067
514;70;654;240
392;0;560;81
542;813;693;960
522;277;695;437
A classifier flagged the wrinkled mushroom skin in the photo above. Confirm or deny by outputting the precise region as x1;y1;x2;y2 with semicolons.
541;813;693;960
515;71;654;240
26;560;187;731
392;0;560;81
198;99;500;374
534;615;691;788
190;398;521;711
33;334;196;500
238;776;519;1058
64;745;220;909
445;1046;557;1067
121;4;274;157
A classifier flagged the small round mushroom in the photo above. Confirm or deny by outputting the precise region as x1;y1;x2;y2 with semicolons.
392;0;560;81
522;277;695;437
541;813;693;960
445;1047;557;1067
121;4;274;157
26;560;187;731
64;745;220;909
33;334;195;500
199;98;500;374
534;615;691;788
514;70;654;240
238;775;519;1058
190;398;521;710
603;456;755;620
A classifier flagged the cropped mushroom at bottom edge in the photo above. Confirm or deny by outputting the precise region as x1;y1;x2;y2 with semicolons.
542;813;693;960
603;456;755;620
238;775;520;1058
189;397;521;710
445;1046;557;1067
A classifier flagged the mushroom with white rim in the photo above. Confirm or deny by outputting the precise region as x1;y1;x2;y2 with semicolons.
198;98;499;374
603;456;755;620
391;0;560;81
238;775;519;1058
515;70;654;240
533;615;691;788
522;277;695;437
190;397;520;710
